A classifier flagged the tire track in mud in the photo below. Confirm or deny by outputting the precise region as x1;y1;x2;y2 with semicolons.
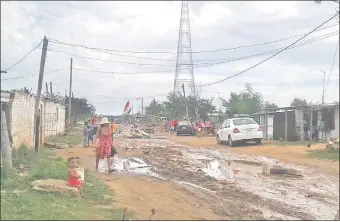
138;143;317;220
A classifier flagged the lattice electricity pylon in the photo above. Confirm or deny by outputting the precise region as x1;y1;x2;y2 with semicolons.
173;0;196;96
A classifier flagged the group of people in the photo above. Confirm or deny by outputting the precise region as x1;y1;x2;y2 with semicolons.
163;118;179;134
163;117;214;135
69;115;119;196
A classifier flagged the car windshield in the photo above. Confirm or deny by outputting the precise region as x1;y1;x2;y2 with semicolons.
178;121;191;125
232;118;257;126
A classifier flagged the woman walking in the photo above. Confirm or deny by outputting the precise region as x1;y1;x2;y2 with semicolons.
95;117;114;173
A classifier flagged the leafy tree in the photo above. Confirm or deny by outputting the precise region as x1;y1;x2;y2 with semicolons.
144;92;216;120
264;101;279;109
221;83;263;117
145;99;164;116
290;97;309;107
65;96;96;122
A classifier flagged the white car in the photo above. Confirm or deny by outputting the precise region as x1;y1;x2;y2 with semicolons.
216;117;263;146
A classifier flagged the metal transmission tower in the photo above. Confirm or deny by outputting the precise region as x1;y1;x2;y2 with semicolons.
173;0;196;96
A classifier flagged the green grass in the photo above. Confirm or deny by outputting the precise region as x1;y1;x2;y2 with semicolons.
1;145;128;220
51;129;83;146
308;149;339;161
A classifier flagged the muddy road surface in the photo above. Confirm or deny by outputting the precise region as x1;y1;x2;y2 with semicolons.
114;137;339;220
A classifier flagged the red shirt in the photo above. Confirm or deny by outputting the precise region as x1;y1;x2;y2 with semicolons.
170;120;175;127
174;120;179;125
90;117;96;125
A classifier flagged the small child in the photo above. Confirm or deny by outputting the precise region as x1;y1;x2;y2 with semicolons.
83;122;90;148
67;157;83;197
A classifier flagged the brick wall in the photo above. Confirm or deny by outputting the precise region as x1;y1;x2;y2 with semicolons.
9;91;66;148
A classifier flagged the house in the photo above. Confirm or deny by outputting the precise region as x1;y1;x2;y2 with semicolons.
253;111;275;140
1;90;66;148
253;102;339;142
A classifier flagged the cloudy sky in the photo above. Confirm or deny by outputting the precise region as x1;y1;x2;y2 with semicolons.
1;1;339;115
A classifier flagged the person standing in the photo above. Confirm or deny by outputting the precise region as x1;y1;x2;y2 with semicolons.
95;117;114;173
83;121;90;147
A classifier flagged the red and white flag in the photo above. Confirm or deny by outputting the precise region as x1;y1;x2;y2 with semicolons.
123;100;131;114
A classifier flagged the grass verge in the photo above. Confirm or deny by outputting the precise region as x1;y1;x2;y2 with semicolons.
52;129;83;146
308;149;339;161
1;144;126;220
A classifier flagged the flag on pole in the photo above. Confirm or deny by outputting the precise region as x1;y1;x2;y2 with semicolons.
123;100;131;114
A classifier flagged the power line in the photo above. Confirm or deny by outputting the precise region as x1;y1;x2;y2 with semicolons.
3;40;43;71
47;31;338;68
47;23;338;56
64;31;338;76
320;40;339;102
198;13;339;88
1;68;68;81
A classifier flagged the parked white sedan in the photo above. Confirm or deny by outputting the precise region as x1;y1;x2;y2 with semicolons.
216;117;263;146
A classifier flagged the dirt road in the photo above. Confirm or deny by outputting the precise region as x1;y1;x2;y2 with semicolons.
171;135;339;175
53;131;339;220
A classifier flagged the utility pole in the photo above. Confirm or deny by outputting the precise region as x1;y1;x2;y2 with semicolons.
1;110;12;175
68;58;73;131
45;82;49;97
50;82;53;97
141;98;144;116
215;92;220;112
320;70;326;104
34;36;48;152
1;70;7;74
182;83;189;120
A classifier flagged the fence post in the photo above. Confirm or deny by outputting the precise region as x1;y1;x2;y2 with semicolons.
1;110;13;174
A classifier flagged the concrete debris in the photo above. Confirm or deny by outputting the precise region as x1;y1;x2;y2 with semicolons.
31;179;79;197
326;140;339;151
269;166;302;176
44;141;71;149
202;160;236;182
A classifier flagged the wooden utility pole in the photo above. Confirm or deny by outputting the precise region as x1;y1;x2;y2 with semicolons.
34;36;48;152
68;58;73;131
182;83;189;120
1;110;12;174
310;107;313;142
45;82;49;97
50;82;53;97
264;109;268;140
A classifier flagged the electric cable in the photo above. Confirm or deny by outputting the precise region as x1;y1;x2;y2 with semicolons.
3;40;43;71
1;68;69;81
198;13;339;88
47;23;338;55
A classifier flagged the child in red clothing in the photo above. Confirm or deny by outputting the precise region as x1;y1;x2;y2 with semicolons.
67;157;83;197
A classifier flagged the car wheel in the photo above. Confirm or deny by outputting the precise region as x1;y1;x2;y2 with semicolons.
255;139;262;145
228;136;235;147
216;135;222;144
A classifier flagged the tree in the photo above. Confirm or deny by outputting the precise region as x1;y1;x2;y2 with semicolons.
145;99;164;116
144;92;216;120
264;101;279;109
290;98;309;107
65;96;96;122
221;83;263;117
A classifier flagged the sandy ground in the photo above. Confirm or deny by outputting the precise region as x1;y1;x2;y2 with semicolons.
52;131;339;220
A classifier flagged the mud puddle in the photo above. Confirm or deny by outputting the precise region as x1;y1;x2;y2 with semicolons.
119;137;339;220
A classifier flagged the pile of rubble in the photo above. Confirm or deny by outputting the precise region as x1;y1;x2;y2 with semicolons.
114;124;168;140
325;138;339;151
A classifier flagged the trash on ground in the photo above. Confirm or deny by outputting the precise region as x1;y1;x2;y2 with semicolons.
97;156;161;178
201;160;236;181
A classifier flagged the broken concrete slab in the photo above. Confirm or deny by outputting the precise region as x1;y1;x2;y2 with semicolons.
31;179;79;197
269;166;302;176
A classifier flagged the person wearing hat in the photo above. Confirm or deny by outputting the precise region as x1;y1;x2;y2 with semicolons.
94;117;114;173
